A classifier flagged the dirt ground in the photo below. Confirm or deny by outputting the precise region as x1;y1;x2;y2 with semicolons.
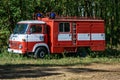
0;63;120;80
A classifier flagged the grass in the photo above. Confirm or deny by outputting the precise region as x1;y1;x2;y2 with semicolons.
0;50;120;66
0;50;120;80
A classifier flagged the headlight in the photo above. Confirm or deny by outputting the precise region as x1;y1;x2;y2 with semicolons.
19;44;23;49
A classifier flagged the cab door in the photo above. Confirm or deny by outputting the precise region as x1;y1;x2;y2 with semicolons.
27;24;44;52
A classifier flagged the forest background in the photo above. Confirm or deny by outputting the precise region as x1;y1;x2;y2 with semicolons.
0;0;120;55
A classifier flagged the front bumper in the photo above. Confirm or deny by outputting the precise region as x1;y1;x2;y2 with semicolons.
8;48;22;54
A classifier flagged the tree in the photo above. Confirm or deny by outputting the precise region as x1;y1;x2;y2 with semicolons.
0;0;120;51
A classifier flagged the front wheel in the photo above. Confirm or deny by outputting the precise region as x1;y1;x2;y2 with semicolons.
34;47;47;58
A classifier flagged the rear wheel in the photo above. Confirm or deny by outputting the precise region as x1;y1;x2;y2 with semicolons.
34;47;47;58
77;48;88;57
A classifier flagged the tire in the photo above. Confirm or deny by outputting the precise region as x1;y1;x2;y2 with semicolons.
77;48;88;57
34;47;47;58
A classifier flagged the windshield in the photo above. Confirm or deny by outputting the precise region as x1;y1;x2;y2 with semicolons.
13;24;28;34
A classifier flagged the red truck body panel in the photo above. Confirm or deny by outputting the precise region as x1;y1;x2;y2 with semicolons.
42;17;105;53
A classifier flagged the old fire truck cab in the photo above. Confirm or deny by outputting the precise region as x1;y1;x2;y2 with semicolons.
8;17;105;58
8;20;49;58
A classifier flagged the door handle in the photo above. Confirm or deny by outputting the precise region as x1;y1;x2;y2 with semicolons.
88;34;90;36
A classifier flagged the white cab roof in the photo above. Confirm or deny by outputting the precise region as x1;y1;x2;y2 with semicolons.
18;20;46;24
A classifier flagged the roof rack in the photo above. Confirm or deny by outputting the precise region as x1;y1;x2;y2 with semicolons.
33;12;102;20
54;16;102;20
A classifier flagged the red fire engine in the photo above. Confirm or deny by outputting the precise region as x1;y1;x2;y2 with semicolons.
8;15;105;58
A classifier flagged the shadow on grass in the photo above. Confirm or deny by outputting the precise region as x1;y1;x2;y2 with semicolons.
65;67;120;73
0;63;119;79
0;64;62;79
0;61;91;79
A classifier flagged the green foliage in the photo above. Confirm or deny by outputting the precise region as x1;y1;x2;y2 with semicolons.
0;0;120;53
88;48;120;58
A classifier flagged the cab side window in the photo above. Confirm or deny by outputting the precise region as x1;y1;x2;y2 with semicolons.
59;23;70;32
30;25;42;33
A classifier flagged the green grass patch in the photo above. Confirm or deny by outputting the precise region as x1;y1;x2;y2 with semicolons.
0;51;120;66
